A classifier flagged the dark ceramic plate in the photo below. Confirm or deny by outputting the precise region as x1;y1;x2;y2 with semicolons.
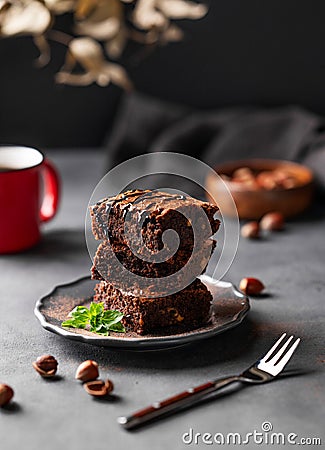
34;275;250;351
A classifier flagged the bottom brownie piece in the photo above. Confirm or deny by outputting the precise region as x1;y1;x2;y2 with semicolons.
93;278;212;335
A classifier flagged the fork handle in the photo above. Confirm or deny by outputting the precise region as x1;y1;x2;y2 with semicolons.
118;376;239;429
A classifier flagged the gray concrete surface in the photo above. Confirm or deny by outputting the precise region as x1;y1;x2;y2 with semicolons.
0;149;324;450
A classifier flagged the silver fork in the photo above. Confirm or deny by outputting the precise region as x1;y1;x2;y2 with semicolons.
117;333;300;430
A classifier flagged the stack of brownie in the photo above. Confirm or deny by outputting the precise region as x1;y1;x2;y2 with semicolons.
90;189;220;335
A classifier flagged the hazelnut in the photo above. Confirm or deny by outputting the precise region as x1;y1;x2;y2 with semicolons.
260;212;284;231
241;178;260;190
233;167;254;181
239;277;265;295
84;379;114;397
241;221;260;239
75;360;99;382
0;383;14;407
281;178;296;189
256;171;278;190
33;355;58;378
273;170;298;189
231;167;260;190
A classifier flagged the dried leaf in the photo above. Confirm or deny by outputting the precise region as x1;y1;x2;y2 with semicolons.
56;71;94;85
44;0;75;14
75;0;98;20
156;0;207;19
160;23;183;43
103;62;133;90
76;16;119;41
69;37;104;71
75;0;122;40
0;1;52;37
129;28;159;45
0;0;8;12
0;1;10;26
133;0;167;30
33;34;51;67
60;49;77;72
105;26;127;58
129;22;183;47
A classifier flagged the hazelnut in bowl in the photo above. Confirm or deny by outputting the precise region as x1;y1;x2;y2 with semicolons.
206;159;314;219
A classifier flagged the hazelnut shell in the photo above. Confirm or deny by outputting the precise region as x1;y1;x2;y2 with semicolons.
33;355;58;378
84;379;114;397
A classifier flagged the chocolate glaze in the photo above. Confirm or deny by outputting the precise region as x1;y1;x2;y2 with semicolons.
96;190;187;218
90;189;220;250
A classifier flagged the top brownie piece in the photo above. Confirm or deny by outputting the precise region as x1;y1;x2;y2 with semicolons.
90;189;220;251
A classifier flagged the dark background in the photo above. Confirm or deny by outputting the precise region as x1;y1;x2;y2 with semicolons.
1;0;325;148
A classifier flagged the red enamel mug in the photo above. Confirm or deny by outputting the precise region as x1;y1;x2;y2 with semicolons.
0;146;60;253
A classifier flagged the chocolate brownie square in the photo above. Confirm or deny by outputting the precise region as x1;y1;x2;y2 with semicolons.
91;239;216;281
93;278;212;335
90;190;220;253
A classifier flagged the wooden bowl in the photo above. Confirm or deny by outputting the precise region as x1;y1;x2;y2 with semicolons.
206;159;314;219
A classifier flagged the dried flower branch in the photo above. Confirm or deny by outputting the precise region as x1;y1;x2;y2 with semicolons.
56;36;133;88
0;0;208;88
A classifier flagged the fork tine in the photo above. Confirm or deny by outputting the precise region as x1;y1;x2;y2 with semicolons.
275;338;301;371
268;335;294;364
261;333;287;362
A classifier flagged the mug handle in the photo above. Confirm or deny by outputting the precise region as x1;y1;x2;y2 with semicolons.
39;159;60;223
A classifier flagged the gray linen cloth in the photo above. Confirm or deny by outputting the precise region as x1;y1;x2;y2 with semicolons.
104;92;325;193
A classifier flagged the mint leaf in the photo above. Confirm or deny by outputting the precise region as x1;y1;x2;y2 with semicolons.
108;322;126;333
61;318;87;329
62;305;90;328
62;302;125;336
94;325;110;336
90;302;104;317
71;305;90;315
102;310;124;325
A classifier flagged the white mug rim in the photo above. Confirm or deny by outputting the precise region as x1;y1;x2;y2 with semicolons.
0;145;44;173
